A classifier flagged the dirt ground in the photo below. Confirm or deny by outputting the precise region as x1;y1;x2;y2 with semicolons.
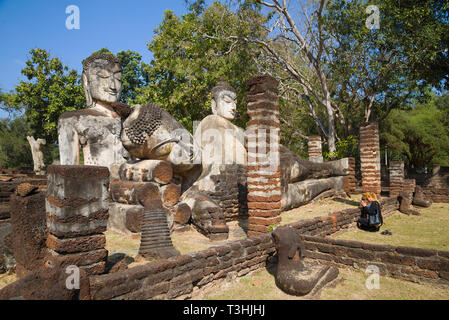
202;261;449;300
105;194;367;257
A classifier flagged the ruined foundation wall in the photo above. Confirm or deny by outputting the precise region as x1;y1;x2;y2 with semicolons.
301;235;449;286
87;198;410;300
45;165;110;276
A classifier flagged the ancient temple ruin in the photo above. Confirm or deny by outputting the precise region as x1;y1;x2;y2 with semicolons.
1;53;448;300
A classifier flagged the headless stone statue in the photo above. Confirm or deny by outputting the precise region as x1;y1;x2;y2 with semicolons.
58;53;130;170
26;136;46;175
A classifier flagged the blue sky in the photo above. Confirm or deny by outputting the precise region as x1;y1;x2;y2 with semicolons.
0;0;195;118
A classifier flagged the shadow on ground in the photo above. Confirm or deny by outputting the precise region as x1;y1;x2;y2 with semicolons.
332;197;360;206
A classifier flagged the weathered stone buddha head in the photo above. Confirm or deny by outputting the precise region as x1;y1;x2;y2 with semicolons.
82;53;122;106
211;79;237;121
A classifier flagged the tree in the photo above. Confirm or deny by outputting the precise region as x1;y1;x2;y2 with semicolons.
0;117;33;169
381;95;449;168
11;49;85;144
135;1;266;131
208;0;448;155
323;0;448;126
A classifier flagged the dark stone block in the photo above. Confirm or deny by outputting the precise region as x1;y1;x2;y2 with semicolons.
46;234;106;254
0;265;90;300
10;192;47;277
47;165;109;179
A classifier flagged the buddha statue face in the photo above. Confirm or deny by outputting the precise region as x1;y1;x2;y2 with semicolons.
211;80;237;121
82;53;123;106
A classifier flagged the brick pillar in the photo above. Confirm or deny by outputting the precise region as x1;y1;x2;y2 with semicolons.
359;122;381;196
343;157;357;194
403;179;416;201
308;136;323;163
45;165;109;276
389;161;404;198
246;75;281;236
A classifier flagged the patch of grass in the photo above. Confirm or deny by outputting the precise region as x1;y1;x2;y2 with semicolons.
203;263;449;300
0;272;17;290
320;268;449;300
280;194;365;226
104;230;140;257
332;204;449;251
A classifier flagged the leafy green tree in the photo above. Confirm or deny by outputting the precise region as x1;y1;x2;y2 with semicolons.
381;95;449;168
136;2;266;131
11;48;85;144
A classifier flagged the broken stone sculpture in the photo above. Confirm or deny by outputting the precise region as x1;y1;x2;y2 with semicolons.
112;101;227;241
26;136;46;175
58;53;130;170
115;102;202;185
280;146;350;211
272;226;339;296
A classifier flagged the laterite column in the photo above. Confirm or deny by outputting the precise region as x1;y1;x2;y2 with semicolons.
246;75;281;236
359;122;381;197
45;165;109;276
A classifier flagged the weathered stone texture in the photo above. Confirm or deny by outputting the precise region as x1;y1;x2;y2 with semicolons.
46;165;110;276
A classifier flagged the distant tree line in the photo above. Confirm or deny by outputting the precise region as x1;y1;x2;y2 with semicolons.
0;0;448;169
